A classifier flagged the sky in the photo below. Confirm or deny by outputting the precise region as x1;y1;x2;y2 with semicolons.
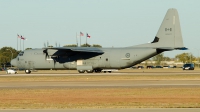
0;0;200;58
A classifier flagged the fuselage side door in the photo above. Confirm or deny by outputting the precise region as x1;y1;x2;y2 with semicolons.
99;51;110;68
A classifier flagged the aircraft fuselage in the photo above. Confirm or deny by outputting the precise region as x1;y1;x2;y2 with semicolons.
11;47;159;71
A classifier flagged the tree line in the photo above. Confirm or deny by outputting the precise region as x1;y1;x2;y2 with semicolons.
150;53;196;65
0;47;19;66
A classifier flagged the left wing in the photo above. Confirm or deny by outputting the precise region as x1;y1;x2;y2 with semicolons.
43;47;104;63
45;47;104;54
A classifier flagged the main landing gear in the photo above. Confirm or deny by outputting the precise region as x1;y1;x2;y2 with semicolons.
78;70;94;73
25;69;31;74
78;69;112;73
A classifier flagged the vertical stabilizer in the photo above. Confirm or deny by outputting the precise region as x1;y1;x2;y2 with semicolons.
154;8;184;48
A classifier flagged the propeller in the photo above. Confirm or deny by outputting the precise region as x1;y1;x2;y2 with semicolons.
53;59;56;68
51;56;60;69
43;49;49;60
43;48;61;70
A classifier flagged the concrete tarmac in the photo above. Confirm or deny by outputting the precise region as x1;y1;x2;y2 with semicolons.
0;80;200;89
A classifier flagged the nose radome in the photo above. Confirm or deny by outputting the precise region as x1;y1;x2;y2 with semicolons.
11;58;17;67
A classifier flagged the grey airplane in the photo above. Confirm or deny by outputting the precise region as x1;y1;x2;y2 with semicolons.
11;8;187;74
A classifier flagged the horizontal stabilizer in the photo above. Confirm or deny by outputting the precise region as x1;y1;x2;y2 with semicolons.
175;47;188;50
156;47;188;51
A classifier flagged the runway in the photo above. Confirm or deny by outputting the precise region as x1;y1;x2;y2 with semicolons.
2;71;200;76
0;80;200;89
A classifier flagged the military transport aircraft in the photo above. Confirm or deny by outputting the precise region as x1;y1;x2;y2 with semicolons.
11;8;187;74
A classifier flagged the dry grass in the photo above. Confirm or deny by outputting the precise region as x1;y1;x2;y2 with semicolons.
0;88;200;109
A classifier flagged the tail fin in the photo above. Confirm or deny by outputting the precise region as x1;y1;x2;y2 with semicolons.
135;8;186;50
153;8;184;49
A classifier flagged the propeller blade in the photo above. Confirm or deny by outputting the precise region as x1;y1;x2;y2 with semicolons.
53;59;56;68
43;49;49;60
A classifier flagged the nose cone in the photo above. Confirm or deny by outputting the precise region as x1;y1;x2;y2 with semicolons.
11;58;17;67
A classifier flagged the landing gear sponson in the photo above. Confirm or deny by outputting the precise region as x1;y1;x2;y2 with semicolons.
77;69;117;73
78;69;100;73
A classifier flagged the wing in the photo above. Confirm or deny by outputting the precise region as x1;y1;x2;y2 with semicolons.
43;47;104;63
45;47;104;54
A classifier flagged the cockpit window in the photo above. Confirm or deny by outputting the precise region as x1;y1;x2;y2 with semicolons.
18;51;24;56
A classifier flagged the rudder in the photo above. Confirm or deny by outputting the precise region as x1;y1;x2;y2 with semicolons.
154;8;184;48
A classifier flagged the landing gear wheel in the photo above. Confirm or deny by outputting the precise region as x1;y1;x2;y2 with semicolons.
86;70;94;73
25;69;31;74
94;69;102;73
78;70;85;73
